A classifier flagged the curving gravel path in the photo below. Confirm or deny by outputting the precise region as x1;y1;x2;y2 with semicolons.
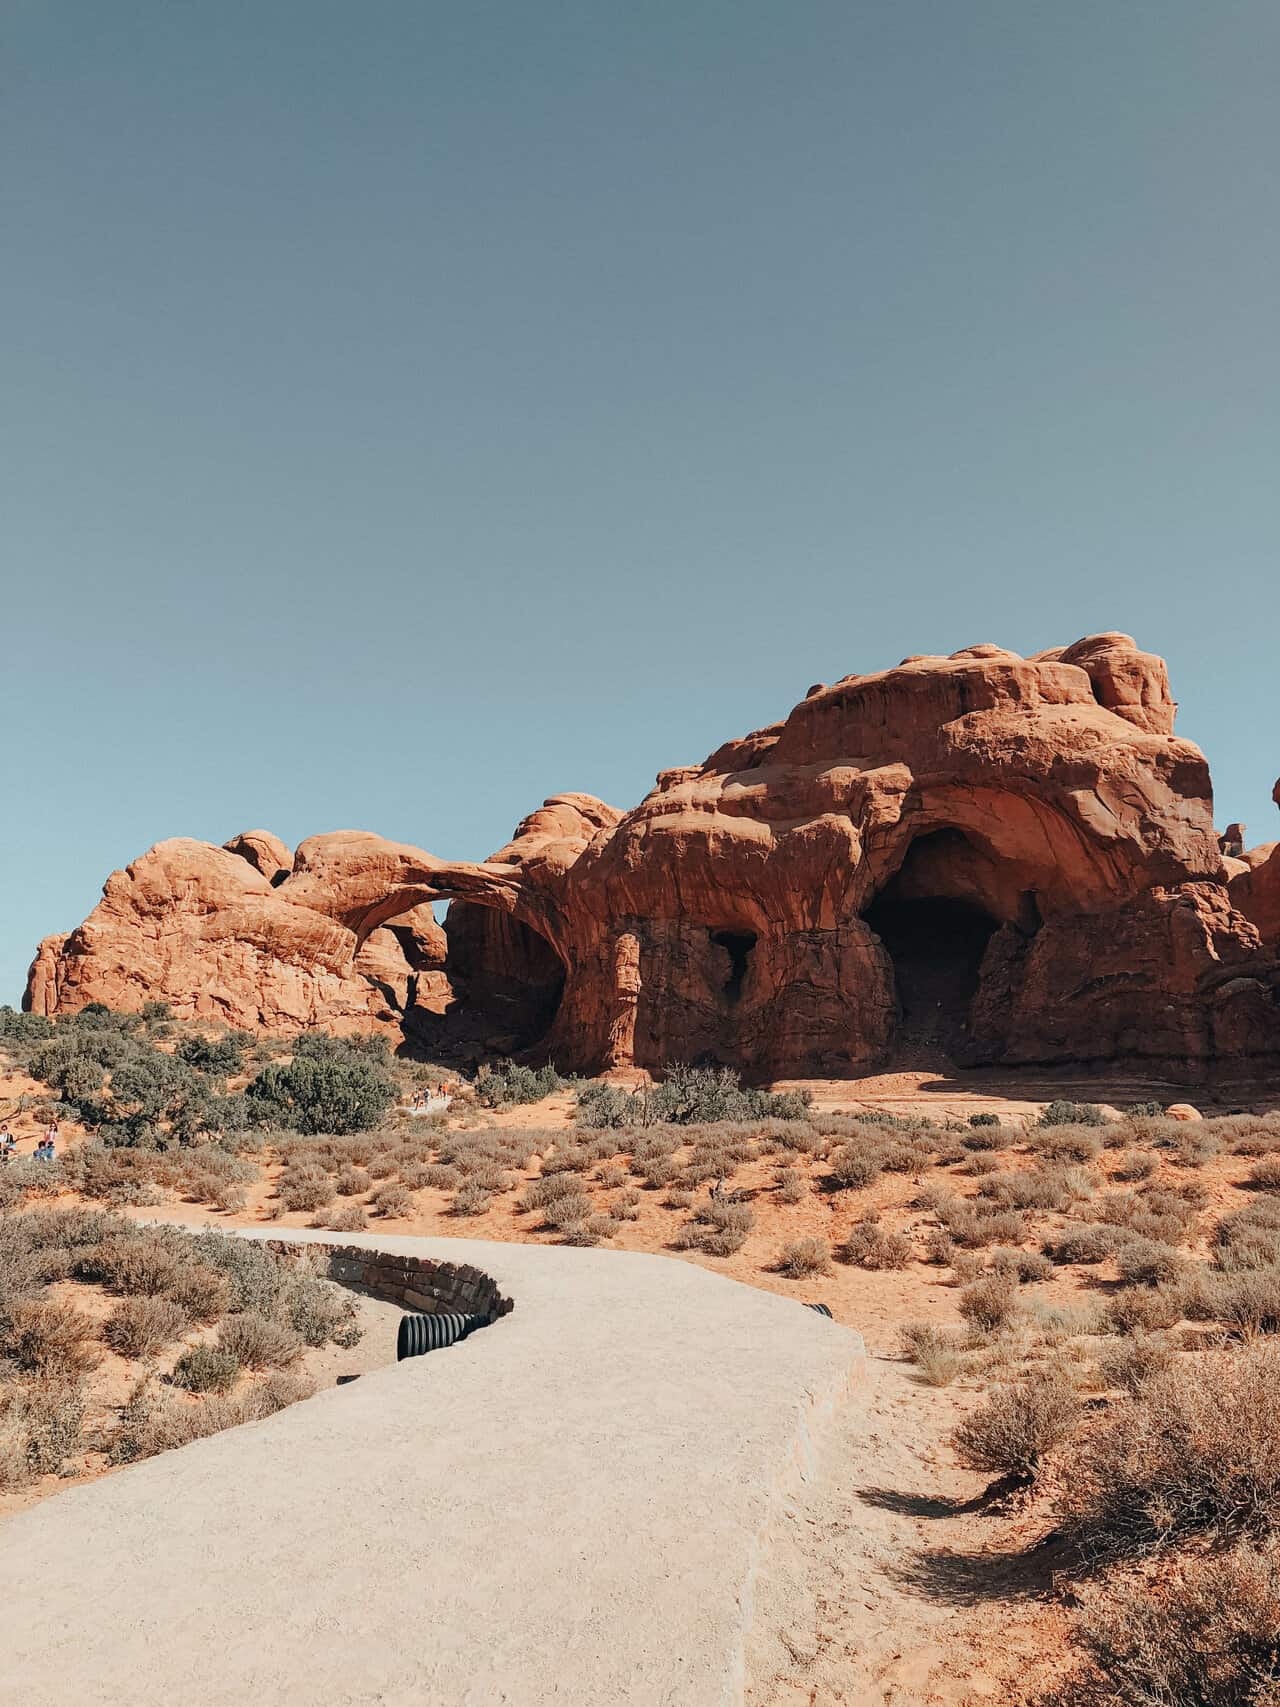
0;1231;864;1707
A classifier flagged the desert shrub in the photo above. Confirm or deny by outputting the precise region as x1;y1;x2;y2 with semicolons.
989;1247;1053;1284
559;1214;615;1247
1112;1149;1158;1182
1215;1203;1280;1271
842;1217;912;1270
1038;1100;1107;1128
962;1152;1001;1177
451;1182;492;1217
0;1004;55;1044
1107;1286;1183;1335
335;1166;372;1197
775;1167;806;1205
958;1274;1021;1332
1166;1128;1222;1168
687;1198;754;1256
539;1188;594;1232
1124;1101;1166;1119
608;1188;641;1222
1030;1125;1103;1164
277;1271;359;1350
1098;1334;1177;1395
103;1296;190;1359
246;1037;394;1134
216;1310;303;1370
465;1164;512;1193
1038;1540;1280;1707
968;1112;1001;1128
979;1164;1092;1213
962;1123;1010;1152
1227;1121;1280;1158
75;1232;181;1296
937;1200;1030;1249
1248;1158;1280;1192
319;1203;368;1232
878;1138;932;1175
0;1378;84;1486
1181;1268;1280;1337
952;1368;1081;1483
1061;1342;1280;1555
166;1263;232;1324
1114;1236;1186;1287
111;1370;313;1461
923;1229;955;1266
900;1322;964;1387
644;1065;810;1127
1096;1185;1200;1246
575;1083;636;1129
597;1163;627;1189
170;1345;241;1393
540;1145;592;1177
777;1237;831;1278
950;1251;985;1285
827;1144;883;1190
1043;1223;1124;1265
175;1032;245;1075
180;1230;281;1314
278;1171;334;1214
476;1061;565;1110
1026;1297;1109;1341
369;1182;414;1219
520;1172;587;1212
1;1297;98;1376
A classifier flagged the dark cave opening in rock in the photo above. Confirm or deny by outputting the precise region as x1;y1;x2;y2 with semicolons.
394;904;566;1064
443;906;566;1053
709;929;757;1005
863;893;999;1059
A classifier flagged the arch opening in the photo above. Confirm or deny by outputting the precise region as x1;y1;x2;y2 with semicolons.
709;929;757;1005
355;889;567;1065
863;830;1005;1061
389;902;566;1065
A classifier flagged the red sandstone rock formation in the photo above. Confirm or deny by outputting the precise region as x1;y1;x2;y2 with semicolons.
25;638;1280;1079
1230;779;1280;950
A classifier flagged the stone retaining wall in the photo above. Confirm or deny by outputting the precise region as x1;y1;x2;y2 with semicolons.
262;1239;514;1322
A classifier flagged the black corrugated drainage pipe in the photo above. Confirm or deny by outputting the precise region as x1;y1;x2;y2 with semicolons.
397;1311;490;1361
806;1302;833;1319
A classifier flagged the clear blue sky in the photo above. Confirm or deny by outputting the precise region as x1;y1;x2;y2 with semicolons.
4;2;1279;1002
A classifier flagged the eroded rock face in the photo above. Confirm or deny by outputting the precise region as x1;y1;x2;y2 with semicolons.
25;638;1280;1078
1230;781;1280;951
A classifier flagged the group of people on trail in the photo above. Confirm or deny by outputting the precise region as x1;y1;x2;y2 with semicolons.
409;1086;454;1111
0;1120;57;1163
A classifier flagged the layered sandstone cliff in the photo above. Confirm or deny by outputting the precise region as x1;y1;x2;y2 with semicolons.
25;637;1280;1079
